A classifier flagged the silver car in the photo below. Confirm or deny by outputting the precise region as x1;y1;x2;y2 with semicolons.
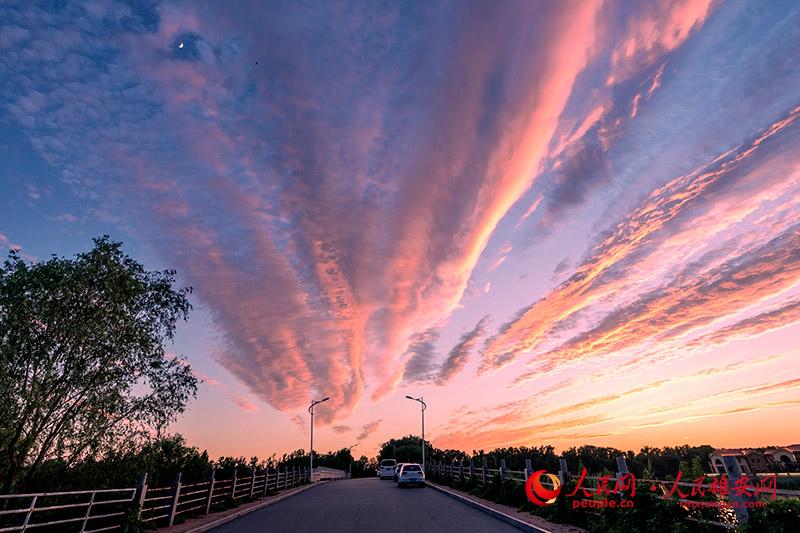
396;463;425;488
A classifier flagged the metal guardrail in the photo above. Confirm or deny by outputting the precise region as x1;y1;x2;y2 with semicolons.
0;488;136;533
0;467;310;532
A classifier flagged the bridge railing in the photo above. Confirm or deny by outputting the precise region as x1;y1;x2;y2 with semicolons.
0;487;136;533
429;460;800;497
0;467;310;532
312;467;347;482
428;458;800;529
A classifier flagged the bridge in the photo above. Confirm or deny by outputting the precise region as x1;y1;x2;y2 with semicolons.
3;459;797;531
0;469;536;533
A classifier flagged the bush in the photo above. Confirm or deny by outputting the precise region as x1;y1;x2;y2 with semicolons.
744;498;800;533
120;507;150;533
498;479;526;507
528;479;589;528
481;473;503;502
591;488;693;533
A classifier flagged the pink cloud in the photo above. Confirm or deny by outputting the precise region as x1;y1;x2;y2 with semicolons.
482;106;800;372
608;0;717;82
232;396;259;412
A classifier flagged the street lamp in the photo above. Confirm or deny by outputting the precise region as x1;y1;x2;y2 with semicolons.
405;395;427;473
347;443;359;478
308;397;330;480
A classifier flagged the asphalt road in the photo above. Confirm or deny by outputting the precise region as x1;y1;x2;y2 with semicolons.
211;478;523;533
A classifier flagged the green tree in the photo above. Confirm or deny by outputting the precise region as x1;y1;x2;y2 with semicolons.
745;498;800;533
379;435;434;463
0;237;198;493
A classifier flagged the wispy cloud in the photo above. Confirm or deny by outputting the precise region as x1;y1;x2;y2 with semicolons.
435;316;489;385
232;396;259;412
356;420;382;441
402;328;440;383
482;105;800;373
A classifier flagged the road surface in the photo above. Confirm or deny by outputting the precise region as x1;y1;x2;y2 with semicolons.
211;478;524;532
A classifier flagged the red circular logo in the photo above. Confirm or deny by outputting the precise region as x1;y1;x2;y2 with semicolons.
525;470;562;506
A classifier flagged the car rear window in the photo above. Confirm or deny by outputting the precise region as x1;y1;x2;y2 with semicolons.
381;459;396;467
403;465;421;472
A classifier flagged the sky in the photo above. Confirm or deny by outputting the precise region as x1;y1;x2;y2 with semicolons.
1;0;799;461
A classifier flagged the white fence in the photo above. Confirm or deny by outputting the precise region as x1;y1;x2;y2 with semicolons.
312;467;347;482
0;467;309;532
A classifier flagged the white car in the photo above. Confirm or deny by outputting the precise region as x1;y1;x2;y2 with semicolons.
378;459;397;480
396;463;425;488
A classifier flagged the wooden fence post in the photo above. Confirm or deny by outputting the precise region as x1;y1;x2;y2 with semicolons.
558;458;569;484
616;456;629;492
482;457;488;486
204;469;216;514
283;467;288;490
500;459;507;482
167;472;182;527
249;469;257;499
525;458;532;480
469;459;474;480
263;471;271;496
458;459;463;481
231;468;238;498
80;491;96;532
133;473;148;519
615;456;629;483
22;495;37;531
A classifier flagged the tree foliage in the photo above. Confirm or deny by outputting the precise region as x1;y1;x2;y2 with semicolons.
378;435;434;464
23;434;212;491
0;237;197;492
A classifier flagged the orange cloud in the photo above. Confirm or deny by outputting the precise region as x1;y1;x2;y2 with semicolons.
686;298;800;349
481;106;800;373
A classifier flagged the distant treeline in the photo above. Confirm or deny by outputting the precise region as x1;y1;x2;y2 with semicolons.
379;435;714;479
18;434;377;493
16;434;718;494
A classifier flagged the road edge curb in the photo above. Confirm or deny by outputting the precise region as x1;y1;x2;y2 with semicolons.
183;482;321;532
425;482;553;533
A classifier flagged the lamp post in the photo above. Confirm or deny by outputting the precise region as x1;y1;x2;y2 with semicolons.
308;397;330;481
348;443;359;478
405;395;427;473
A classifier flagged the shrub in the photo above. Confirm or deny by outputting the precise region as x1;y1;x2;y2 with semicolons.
591;485;695;533
528;479;589;528
120;507;150;533
744;498;800;533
